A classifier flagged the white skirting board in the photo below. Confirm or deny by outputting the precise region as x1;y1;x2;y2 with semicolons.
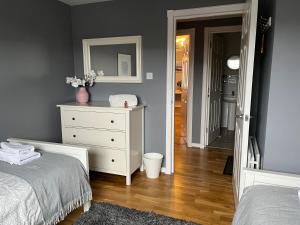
161;167;167;173
189;143;205;149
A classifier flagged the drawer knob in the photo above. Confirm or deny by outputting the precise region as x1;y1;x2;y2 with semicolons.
73;135;76;138
111;159;115;162
111;120;114;124
72;117;75;121
111;138;115;142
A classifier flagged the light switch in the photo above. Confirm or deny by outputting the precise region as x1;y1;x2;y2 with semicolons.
146;72;153;80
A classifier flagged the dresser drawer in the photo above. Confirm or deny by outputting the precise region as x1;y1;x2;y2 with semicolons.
62;110;126;131
89;148;126;174
63;127;126;149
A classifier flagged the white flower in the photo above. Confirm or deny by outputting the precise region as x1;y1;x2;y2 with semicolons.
66;72;101;88
90;70;96;77
72;82;79;88
66;77;73;84
97;70;104;76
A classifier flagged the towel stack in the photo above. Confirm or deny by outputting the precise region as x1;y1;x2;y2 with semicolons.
0;142;41;165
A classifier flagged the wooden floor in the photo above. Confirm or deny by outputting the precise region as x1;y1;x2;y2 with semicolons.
60;108;235;225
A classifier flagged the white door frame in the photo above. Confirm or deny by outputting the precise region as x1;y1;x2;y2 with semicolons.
200;25;242;147
165;3;246;174
176;28;195;148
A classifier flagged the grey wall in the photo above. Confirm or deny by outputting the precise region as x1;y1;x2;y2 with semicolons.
0;0;74;142
258;0;300;173
177;18;242;143
71;0;244;157
221;32;241;75
254;0;275;160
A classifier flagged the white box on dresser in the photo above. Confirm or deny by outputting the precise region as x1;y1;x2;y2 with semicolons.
57;102;144;185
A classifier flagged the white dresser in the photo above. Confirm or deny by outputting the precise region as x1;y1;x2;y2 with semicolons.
57;102;144;185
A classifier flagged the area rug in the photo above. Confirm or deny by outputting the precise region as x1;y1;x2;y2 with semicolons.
223;155;233;175
74;202;198;225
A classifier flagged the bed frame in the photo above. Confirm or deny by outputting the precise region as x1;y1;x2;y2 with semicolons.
7;138;91;212
242;168;300;194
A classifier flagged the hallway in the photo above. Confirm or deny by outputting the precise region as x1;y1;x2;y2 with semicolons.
208;128;235;150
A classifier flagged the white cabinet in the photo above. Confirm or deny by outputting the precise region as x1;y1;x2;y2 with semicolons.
58;102;144;185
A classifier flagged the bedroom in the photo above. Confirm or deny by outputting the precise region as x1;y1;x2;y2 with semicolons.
0;0;300;225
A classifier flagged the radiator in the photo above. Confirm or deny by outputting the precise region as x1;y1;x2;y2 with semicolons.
247;136;261;169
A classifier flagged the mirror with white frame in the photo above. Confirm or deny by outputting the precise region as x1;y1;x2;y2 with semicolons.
83;36;142;83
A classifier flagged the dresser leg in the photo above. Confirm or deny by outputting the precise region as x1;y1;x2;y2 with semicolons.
126;175;131;185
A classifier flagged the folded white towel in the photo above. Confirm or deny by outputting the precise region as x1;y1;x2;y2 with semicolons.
0;149;38;161
1;142;35;154
0;149;40;165
109;94;138;107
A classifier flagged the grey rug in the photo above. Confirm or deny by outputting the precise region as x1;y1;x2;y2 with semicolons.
74;203;198;225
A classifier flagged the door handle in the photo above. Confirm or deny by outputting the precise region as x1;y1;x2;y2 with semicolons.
235;114;244;119
236;114;250;121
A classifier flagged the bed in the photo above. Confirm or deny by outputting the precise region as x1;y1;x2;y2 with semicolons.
0;138;92;225
233;168;300;225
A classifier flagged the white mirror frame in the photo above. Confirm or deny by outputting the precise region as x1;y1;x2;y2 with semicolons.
83;35;142;83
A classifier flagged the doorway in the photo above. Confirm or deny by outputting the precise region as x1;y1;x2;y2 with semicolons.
174;29;195;148
202;28;242;151
174;24;242;179
166;1;258;201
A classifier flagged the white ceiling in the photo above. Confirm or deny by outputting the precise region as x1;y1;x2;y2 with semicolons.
58;0;112;6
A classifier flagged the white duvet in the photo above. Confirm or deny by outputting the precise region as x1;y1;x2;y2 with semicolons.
0;171;44;225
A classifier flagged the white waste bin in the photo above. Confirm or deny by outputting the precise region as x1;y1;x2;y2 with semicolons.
143;153;163;179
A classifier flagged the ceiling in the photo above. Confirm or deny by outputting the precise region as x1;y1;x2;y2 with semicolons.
58;0;112;6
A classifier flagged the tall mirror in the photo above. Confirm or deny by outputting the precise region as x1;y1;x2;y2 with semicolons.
83;36;142;83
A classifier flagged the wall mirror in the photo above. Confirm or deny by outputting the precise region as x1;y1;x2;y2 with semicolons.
83;36;142;83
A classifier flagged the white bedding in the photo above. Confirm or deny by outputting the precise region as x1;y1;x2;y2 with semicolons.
233;185;300;225
0;171;44;225
0;151;92;225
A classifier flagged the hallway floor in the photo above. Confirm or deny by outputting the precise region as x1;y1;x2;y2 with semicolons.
60;108;235;225
208;128;235;150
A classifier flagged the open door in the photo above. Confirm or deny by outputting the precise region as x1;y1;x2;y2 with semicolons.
181;53;189;142
208;35;223;144
233;0;258;200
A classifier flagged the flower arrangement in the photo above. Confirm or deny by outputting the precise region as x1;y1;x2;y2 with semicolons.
66;70;102;88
